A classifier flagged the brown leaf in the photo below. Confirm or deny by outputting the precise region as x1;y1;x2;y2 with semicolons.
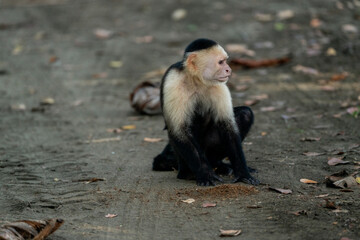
92;72;108;79
300;178;318;184
310;18;322;28
291;210;307;216
230;55;290;69
300;137;321;142
244;99;259;106
269;187;292;194
327;157;349;166
219;229;242;237
202;202;217;208
302;152;324;157
144;137;163;143
324;200;337;209
105;214;118;218
331;72;348;81
246;205;262;209
49;56;58;63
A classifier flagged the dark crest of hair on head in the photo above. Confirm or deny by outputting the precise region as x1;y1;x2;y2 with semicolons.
184;38;218;56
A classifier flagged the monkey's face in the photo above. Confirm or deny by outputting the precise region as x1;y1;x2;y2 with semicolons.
201;46;232;84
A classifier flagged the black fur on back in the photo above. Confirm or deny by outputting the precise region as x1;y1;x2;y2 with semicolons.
184;38;218;55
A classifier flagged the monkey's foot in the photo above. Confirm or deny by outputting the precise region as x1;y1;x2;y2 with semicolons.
196;173;224;186
233;175;260;185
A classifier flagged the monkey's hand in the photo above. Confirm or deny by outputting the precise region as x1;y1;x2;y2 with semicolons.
196;171;224;186
233;175;260;185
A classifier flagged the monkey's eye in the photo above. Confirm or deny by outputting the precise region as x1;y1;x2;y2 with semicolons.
218;60;224;65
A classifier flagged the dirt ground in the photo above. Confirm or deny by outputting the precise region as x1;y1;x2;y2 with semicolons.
1;0;359;239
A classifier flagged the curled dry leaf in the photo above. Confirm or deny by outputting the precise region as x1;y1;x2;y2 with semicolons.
172;8;187;21
327;157;349;166
277;9;295;20
292;65;319;75
144;137;163;143
244;99;259;106
225;44;255;57
181;198;195;204
85;137;121;143
105;214;118;218
129;81;161;115
302;152;324;157
324;199;337;209
300;178;318;184
107;128;123;133
202;202;217;208
94;28;113;39
260;106;277;112
122;125;136;130
291;210;307;216
315;194;329;198
302;152;325;157
40;97;55;105
269;187;292;194
219;229;242;237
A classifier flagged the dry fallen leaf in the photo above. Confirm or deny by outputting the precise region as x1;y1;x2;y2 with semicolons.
356;177;360;184
342;24;358;34
300;178;318;184
105;214;117;218
110;61;123;68
269;187;292;194
332;209;349;213
202;202;217;208
85;137;121;143
40;97;55;105
225;44;255;57
310;18;322;28
135;35;154;44
144;137;163;143
292;65;319;75
260;106;277;112
11;103;26;111
324;200;337;209
291;210;307;216
181;198;195;204
315;194;329;198
219;229;242;237
107;128;123;133
327;157;349;166
122;125;136;130
94;28;113;39
244;99;260;106
277;9;295;20
331;72;348;81
321;85;336;92
172;8;187;21
326;47;337;56
302;152;324;157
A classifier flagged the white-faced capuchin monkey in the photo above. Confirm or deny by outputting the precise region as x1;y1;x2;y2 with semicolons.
153;38;259;186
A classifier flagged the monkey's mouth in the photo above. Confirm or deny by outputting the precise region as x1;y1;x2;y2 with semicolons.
217;76;230;82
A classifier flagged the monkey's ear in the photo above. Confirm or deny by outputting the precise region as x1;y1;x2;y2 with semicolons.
186;53;198;71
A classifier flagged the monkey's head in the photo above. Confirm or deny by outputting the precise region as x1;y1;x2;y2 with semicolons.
183;38;232;85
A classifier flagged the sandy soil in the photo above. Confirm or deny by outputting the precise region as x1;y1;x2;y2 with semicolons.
1;0;359;239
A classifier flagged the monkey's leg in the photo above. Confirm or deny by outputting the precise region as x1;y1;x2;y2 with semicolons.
152;143;178;171
170;137;223;186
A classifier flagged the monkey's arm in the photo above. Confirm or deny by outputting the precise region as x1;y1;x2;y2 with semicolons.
170;132;223;186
